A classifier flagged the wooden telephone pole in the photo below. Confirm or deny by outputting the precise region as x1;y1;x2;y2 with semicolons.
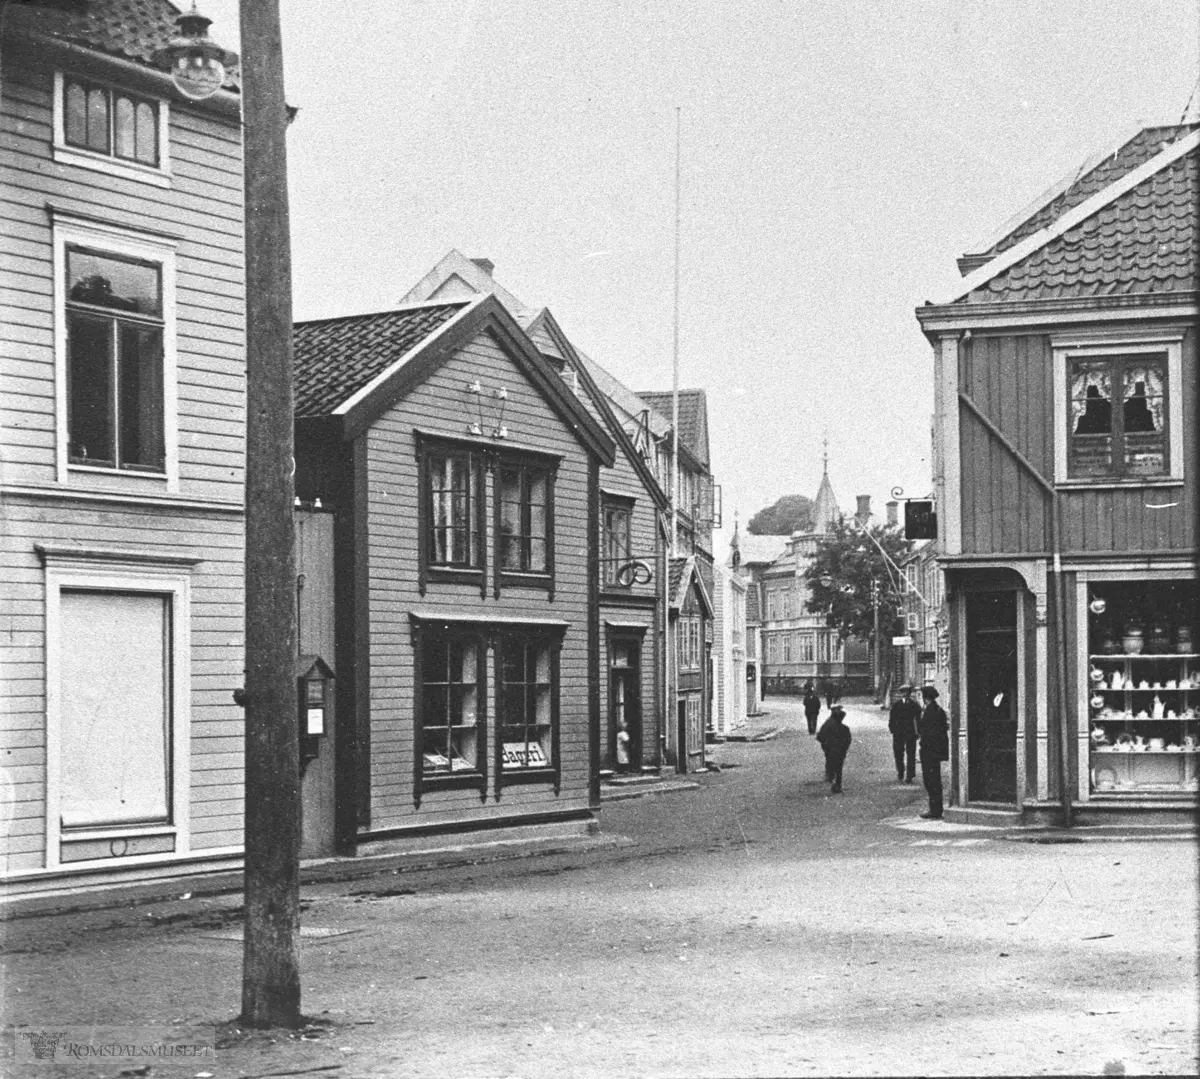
239;0;301;1028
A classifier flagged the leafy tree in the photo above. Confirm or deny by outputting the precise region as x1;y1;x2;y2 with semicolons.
803;518;912;641
747;494;814;535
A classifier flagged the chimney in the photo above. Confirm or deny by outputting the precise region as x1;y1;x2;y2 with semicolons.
471;257;495;276
855;495;871;525
886;500;898;528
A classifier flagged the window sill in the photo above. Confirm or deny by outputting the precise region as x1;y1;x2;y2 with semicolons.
498;767;559;787
70;463;167;480
419;771;486;791
426;566;485;586
53;143;171;187
1057;478;1184;490
499;572;553;591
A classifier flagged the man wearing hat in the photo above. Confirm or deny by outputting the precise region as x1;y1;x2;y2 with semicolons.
815;704;852;794
917;685;950;819
888;684;921;783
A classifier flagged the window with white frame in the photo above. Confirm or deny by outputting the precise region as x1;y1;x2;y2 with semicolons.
53;72;171;186
1053;334;1184;484
797;633;815;662
54;217;177;486
40;546;193;869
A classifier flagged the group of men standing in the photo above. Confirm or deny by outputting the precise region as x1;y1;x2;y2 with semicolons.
888;683;949;819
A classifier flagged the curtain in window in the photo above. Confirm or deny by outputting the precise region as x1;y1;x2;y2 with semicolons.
1071;366;1112;434
1123;364;1164;432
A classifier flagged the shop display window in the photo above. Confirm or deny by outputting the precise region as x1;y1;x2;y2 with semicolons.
1086;579;1197;795
497;633;558;780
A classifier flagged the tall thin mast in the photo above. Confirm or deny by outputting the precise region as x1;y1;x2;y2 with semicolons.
671;106;681;558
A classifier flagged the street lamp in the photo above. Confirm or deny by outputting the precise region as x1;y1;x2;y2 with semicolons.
155;3;237;101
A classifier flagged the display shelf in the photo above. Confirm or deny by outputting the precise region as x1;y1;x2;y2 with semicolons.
1090;653;1200;660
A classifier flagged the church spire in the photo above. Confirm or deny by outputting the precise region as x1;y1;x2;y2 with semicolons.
811;442;840;534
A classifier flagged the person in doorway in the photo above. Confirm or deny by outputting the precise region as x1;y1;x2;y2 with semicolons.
917;685;950;819
803;687;822;735
816;705;852;794
888;684;921;782
615;717;632;773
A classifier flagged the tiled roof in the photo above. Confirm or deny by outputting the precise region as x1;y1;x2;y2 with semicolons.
9;0;239;86
293;303;467;419
980;125;1197;258
636;389;709;468
965;147;1198;303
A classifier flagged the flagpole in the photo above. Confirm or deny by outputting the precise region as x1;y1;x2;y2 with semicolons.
671;106;681;559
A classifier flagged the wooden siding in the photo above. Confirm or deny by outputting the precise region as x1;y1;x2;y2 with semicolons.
1;58;246;503
362;330;595;832
958;326;1194;555
1;50;246;879
0;497;245;872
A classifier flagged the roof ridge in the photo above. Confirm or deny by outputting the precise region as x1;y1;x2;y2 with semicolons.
295;299;469;326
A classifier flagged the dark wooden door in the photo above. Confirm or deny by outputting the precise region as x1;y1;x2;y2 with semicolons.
608;637;641;771
966;591;1018;803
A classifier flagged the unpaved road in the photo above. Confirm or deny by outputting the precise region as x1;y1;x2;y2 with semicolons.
3;697;1196;1077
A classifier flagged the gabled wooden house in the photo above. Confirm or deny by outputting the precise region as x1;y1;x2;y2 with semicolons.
1;1;245;896
292;294;615;850
917;122;1198;822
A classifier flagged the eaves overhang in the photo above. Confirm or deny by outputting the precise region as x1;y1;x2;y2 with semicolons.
915;291;1198;341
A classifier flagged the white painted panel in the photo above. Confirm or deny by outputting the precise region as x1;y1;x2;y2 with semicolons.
60;591;170;827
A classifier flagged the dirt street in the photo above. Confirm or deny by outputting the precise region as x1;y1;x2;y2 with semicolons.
2;697;1196;1078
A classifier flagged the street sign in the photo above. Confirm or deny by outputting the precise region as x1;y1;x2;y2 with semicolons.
892;635;914;646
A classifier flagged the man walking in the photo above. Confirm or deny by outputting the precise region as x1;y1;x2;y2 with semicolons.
816;705;852;794
917;685;949;819
803;686;822;735
888;684;921;783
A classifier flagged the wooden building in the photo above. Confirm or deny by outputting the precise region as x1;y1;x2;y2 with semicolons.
917;122;1198;821
1;1;246;896
292;294;616;849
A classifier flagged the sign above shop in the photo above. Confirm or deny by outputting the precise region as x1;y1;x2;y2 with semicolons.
893;635;914;646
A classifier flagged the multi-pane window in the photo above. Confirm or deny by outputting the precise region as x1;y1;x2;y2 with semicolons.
419;634;483;776
1069;355;1168;478
797;633;815;662
66;246;164;471
498;461;550;573
679;617;702;669
782;634;792;662
427;450;481;567
499;636;553;771
63;77;159;166
602;501;632;587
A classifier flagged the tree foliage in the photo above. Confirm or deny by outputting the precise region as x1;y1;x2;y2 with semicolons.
747;494;814;535
803;518;913;640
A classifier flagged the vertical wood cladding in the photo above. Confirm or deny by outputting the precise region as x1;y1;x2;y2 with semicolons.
362;330;594;832
958;327;1194;555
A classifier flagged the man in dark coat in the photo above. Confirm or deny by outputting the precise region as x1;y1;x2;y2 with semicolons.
816;705;852;794
802;687;821;735
888;684;921;783
917;685;950;819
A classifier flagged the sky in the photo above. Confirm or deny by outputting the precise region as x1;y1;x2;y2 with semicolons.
201;1;1198;537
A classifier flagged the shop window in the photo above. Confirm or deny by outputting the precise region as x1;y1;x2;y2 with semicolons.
602;497;633;588
497;633;559;786
1054;336;1183;484
413;627;487;804
54;73;170;186
66;247;164;471
1085;578;1198;796
497;457;554;583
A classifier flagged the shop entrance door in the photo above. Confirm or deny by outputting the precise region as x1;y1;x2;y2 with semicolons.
966;590;1018;803
608;638;641;772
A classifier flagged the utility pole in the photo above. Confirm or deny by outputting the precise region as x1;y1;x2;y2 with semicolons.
240;0;301;1028
872;578;881;695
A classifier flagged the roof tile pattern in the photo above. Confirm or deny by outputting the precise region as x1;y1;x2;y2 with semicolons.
967;149;1198;303
293;303;466;418
637;389;709;467
984;126;1196;257
10;0;239;86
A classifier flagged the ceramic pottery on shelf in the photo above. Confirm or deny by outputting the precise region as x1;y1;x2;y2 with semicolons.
1100;636;1120;654
1177;627;1194;654
1122;626;1144;655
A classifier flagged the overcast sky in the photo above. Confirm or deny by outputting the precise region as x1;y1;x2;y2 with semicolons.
203;1;1198;535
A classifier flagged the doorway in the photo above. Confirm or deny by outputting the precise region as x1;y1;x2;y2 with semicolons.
608;637;641;772
966;590;1018;803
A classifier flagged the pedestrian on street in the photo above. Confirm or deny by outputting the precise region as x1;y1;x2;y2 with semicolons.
917;685;949;819
816;704;852;794
888;684;921;783
803;687;822;735
824;679;841;711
